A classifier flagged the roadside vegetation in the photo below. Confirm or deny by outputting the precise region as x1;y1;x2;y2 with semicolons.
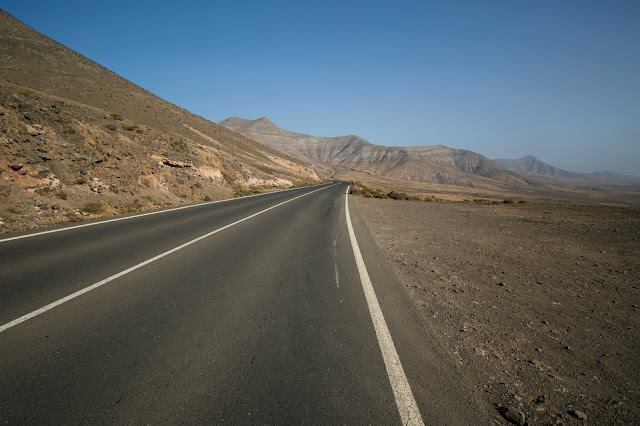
349;181;430;201
350;181;528;205
464;198;527;205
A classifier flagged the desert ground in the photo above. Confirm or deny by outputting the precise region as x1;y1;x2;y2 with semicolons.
356;196;639;425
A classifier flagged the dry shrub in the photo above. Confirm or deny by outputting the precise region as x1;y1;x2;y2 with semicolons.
80;202;104;214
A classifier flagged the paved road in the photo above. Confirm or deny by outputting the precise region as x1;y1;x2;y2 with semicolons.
0;182;491;424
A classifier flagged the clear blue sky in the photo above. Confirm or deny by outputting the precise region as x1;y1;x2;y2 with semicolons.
3;0;639;175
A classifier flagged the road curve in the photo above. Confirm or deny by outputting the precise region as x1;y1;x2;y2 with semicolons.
0;182;491;424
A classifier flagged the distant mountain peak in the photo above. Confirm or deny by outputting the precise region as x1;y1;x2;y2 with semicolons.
493;156;573;178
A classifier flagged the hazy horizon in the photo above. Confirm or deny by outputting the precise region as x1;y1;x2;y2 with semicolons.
2;1;638;176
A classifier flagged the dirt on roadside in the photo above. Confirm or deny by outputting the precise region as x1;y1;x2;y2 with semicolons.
356;197;640;425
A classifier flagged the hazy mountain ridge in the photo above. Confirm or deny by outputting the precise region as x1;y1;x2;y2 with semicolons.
0;10;318;233
494;156;640;188
220;117;528;187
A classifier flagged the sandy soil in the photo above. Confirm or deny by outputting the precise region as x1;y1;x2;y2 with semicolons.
356;197;640;425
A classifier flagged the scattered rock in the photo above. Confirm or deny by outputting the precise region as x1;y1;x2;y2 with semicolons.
25;123;43;136
162;158;192;168
76;175;90;184
30;164;50;178
88;178;109;193
499;406;526;425
569;409;587;420
33;199;44;207
9;163;24;171
51;204;61;211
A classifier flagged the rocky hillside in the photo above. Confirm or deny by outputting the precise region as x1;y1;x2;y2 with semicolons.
220;117;528;187
0;10;318;233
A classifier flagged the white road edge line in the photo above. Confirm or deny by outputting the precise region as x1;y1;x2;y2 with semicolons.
0;183;330;243
344;185;425;426
0;183;338;334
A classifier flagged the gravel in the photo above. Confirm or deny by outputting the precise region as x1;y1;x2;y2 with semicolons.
357;197;640;425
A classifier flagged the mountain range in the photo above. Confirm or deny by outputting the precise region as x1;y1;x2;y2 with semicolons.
494;155;640;184
221;117;640;203
219;117;528;186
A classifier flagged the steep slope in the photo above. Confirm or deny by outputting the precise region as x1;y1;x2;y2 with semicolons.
0;10;318;233
220;117;528;187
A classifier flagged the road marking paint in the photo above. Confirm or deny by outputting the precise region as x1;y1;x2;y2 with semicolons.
344;185;424;426
0;184;329;243
0;183;337;334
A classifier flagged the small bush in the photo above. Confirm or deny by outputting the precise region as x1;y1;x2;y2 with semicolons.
105;124;117;131
349;182;421;202
123;125;138;132
110;113;124;121
503;199;515;204
193;182;202;189
141;195;157;204
65;212;84;222
518;200;527;204
203;195;211;202
8;206;22;214
135;128;144;134
120;199;145;213
233;186;253;197
80;202;104;214
176;178;185;185
388;191;409;200
56;190;68;200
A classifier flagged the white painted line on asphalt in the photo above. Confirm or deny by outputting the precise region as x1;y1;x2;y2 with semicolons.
0;183;338;334
344;185;425;426
0;183;329;243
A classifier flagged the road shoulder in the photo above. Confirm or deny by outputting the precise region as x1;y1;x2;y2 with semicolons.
348;194;495;425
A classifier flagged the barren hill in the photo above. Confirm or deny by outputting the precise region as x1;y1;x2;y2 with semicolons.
0;10;318;233
220;117;527;186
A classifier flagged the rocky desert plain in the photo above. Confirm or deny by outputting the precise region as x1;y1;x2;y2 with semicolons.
2;8;640;426
356;196;639;425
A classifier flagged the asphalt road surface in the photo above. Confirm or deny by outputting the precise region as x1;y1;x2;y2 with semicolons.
0;182;491;424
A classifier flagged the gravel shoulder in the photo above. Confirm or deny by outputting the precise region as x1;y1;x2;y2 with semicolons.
356;197;640;425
